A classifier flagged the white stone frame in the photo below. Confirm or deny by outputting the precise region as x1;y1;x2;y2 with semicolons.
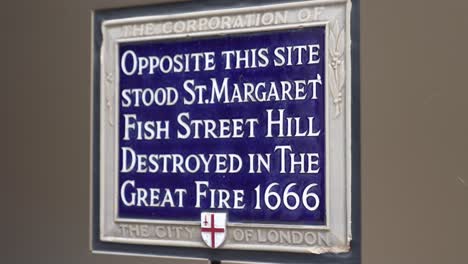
98;0;352;254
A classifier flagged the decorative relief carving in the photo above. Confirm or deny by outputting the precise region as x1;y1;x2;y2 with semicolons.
118;224;196;240
105;72;114;126
230;228;330;247
328;20;345;117
117;6;330;38
120;11;291;38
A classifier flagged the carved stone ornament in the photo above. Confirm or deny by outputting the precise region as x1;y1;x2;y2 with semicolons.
97;0;353;254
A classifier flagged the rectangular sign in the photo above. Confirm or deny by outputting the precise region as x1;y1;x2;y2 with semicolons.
94;0;355;258
118;27;326;225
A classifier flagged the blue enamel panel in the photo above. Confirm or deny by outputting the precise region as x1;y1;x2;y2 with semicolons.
118;26;326;225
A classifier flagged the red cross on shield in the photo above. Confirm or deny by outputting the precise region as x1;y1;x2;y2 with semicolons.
201;212;227;248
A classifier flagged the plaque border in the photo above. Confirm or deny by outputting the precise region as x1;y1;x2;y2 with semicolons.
91;0;360;263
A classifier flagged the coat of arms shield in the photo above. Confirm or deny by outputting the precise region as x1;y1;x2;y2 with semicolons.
201;212;227;248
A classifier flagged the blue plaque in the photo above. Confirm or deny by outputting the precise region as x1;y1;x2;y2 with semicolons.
118;27;326;225
94;0;356;258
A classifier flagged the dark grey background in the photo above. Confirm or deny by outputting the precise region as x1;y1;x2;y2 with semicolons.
2;0;467;264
